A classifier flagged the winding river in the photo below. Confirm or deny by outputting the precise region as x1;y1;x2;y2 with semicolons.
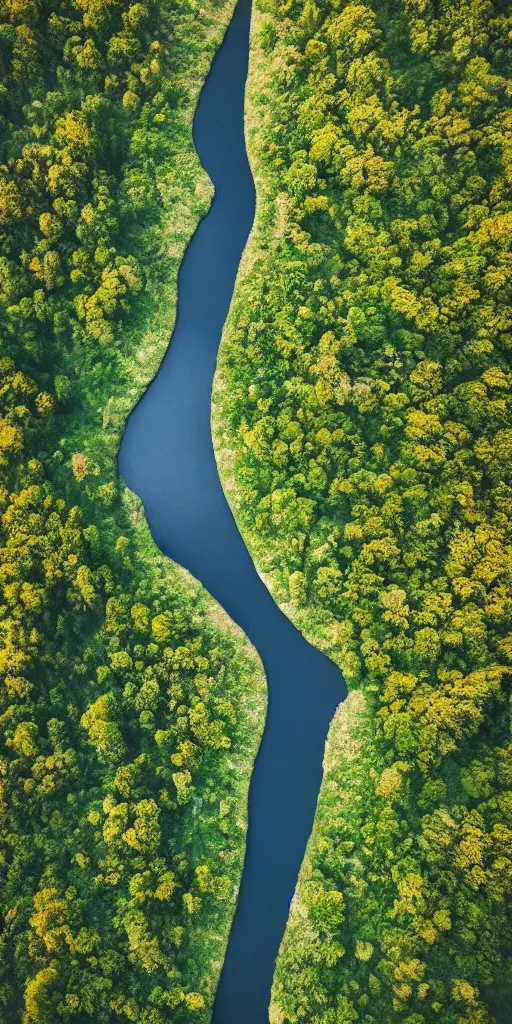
118;0;346;1020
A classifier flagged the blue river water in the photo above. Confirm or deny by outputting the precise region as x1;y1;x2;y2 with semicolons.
118;0;346;1020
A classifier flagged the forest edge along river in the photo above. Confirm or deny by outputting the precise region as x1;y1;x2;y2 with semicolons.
118;0;346;1020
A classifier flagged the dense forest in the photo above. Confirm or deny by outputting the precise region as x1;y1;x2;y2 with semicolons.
0;0;267;1021
214;0;512;1021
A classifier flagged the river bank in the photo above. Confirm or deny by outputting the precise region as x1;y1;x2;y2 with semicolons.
108;0;270;1013
119;1;345;1020
212;0;512;1020
0;0;268;1018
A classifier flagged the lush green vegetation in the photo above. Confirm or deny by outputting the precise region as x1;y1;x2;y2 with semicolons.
214;0;512;1020
0;0;266;1021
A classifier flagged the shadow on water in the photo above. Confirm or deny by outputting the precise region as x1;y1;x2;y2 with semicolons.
118;0;346;1019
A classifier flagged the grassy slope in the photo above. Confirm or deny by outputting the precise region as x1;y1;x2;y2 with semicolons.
72;0;269;1008
211;3;369;1017
212;1;349;673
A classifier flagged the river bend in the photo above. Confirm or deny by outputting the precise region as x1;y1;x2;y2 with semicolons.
118;1;346;1020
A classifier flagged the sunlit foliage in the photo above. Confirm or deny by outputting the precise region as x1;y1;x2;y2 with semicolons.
0;0;265;1020
216;0;512;1019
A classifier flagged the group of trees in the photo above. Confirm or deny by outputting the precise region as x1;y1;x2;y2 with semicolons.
0;0;265;1021
215;0;512;1020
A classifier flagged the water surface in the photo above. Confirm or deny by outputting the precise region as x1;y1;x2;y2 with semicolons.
119;1;346;1019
